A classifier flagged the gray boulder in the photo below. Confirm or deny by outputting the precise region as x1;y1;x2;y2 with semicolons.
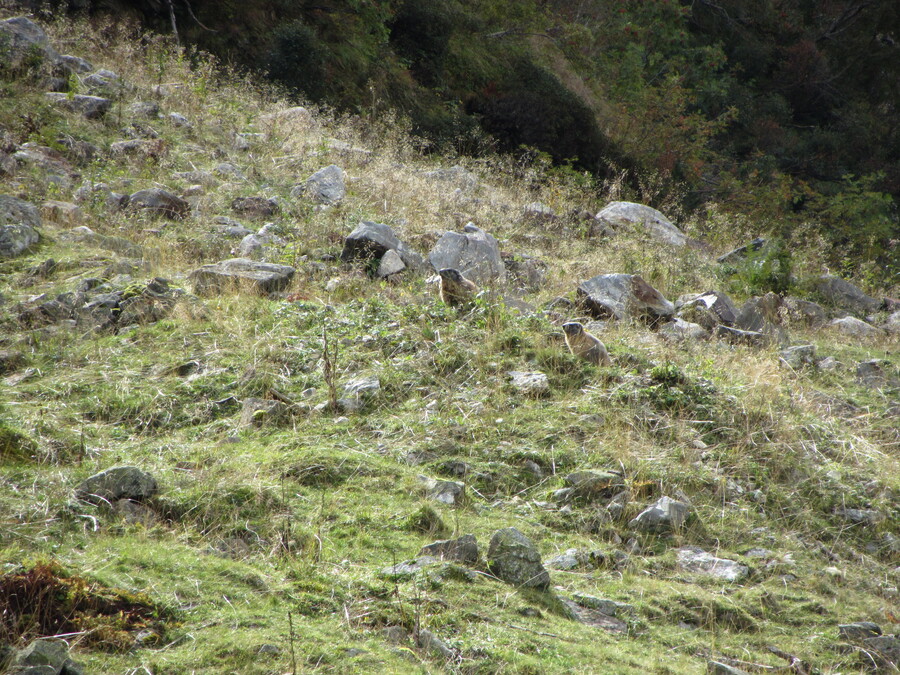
341;221;425;272
293;164;345;204
487;527;550;590
189;258;295;296
815;275;881;316
376;249;406;278
419;476;466;506
677;291;737;329
75;466;158;504
629;496;691;533
420;534;479;564
428;224;506;284
231;196;279;218
658;317;709;342
780;345;816;369
783;297;827;327
838;622;881;641
676;547;749;582
0;17;60;69
81;68;123;96
44;93;110;119
595;201;687;247
59;54;93;73
0;195;41;257
507;370;549;396
577;273;674;323
829;316;878;338
129;188;189;218
11;638;69;671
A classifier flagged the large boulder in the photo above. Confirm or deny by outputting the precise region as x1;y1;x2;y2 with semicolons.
828;316;879;338
340;221;425;273
292;164;345;205
0;194;41;257
577;273;674;323
595;201;687;247
129;188;190;218
44;92;111;119
189;258;295;296
428;224;506;284
814;275;881;316
74;466;158;504
0;17;60;69
487;527;550;590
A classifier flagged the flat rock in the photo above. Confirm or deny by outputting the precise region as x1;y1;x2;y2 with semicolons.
487;527;550;590
44;93;110;119
815;275;881;316
577;273;674;323
507;370;549;396
129;188;189;218
189;258;295;296
341;220;425;272
428;224;506;284
595;201;687;246
676;547;749;582
381;556;440;579
74;466;157;504
630;496;691;533
419;534;479;564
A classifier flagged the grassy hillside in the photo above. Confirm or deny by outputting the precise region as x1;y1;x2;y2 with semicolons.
1;13;898;675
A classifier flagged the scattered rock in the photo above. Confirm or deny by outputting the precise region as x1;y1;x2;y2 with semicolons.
420;534;479;564
129;188;189;218
629;496;691;534
189;258;295;296
0;195;41;257
780;345;816;369
231;196;279;218
715;325;771;347
857;360;892;388
293;164;345;204
74;466;158;504
561;596;628;633
783;297;827;327
126;100;159;118
507;370;549;396
428;224;506;284
595;201;688;246
239;398;289;427
676;547;749;582
81;68;123;96
717;237;766;264
44;92;110;119
340;220;425;273
815;275;881;316
828;316;879;338
487;527;550;590
416;629;454;660
577;273;674;323
677;291;737;329
419;476;466;506
658;317;709;342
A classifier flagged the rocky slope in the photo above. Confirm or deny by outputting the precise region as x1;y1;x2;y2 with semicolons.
1;14;898;675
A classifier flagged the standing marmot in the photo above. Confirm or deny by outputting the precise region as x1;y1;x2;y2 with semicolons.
562;321;612;366
438;268;479;306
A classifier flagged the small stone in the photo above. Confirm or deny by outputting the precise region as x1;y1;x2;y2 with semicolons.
74;466;157;504
486;527;550;590
629;496;691;533
416;629;453;659
507;370;550;396
676;547;749;582
419;476;466;505
780;345;816;369
294;164;345;205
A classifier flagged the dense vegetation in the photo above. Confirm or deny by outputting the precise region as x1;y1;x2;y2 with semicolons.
29;0;900;279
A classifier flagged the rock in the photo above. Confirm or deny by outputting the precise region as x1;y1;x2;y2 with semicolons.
883;310;900;334
44;93;111;119
173;170;218;186
839;622;882;641
546;549;604;571
13;144;78;186
815;275;881;316
487;527;550;590
189;258;295;296
341;221;425;272
376;248;406;277
343;375;381;400
595;201;687;246
110;139;165;158
168;112;191;127
0;17;60;69
557;471;626;505
507;370;549;396
0;350;26;375
11;638;69;670
715;325;771;347
717;237;766;264
419;534;479;564
561;597;628;633
659;317;709;342
41;200;82;226
783;297;827;327
423;165;477;191
677;291;737;329
502;253;547;292
0;195;41;257
381;556;440;579
59;54;93;73
74;466;158;504
570;593;633;617
676;547;749;582
129;188;190;218
835;507;884;525
857;360;891;388
73;182;129;210
127;101;159;118
416;629;454;660
419;476;466;506
780;345;816;369
428;224;506;284
629;496;691;533
239;398;288;427
213;162;243;179
231;196;279;218
59;226;143;258
707;662;751;675
862;636;900;671
213;216;252;239
380;626;408;644
293;164;345;205
577;273;674;323
828;316;878;337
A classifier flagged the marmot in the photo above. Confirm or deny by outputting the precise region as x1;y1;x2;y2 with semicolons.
562;321;612;366
438;268;479;306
